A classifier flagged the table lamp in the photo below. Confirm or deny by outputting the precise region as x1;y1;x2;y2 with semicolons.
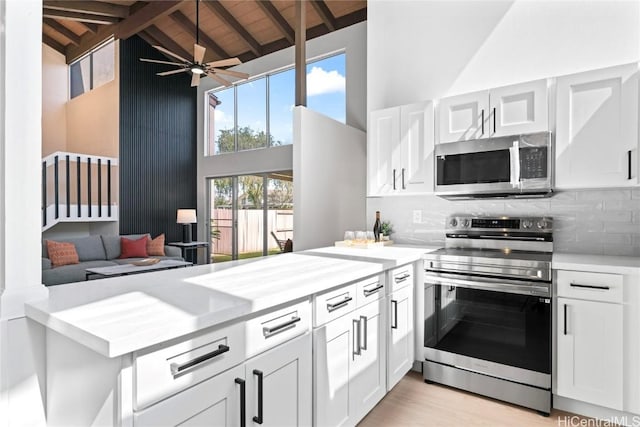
177;209;197;243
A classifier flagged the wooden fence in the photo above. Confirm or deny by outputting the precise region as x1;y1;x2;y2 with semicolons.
211;209;293;255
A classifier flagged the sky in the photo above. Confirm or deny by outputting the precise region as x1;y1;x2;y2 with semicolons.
210;53;346;152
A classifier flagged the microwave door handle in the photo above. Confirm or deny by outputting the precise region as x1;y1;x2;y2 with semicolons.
509;141;520;188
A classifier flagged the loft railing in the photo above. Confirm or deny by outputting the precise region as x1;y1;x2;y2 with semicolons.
41;151;119;230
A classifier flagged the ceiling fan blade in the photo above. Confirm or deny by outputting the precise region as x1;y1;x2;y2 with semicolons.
209;72;232;87
194;43;206;64
140;58;186;66
191;73;201;87
210;68;249;79
157;68;189;76
153;45;190;64
205;57;242;68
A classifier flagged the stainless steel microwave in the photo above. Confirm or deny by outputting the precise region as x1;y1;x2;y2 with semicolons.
434;131;553;199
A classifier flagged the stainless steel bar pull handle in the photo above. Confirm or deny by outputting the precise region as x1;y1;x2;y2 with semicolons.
353;319;361;356
235;378;246;427
493;107;496;134
401;168;406;189
481;109;485;135
262;316;301;338
360;315;368;351
628;150;633;180
170;344;230;375
252;370;264;424
570;283;610;291
563;304;568;335
327;296;352;312
393;169;396;190
394;273;410;283
391;300;398;329
363;284;384;297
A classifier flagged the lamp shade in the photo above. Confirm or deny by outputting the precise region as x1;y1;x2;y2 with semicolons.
177;209;197;224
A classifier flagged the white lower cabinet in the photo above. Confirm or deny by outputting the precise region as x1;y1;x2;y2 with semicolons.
555;270;625;411
387;284;414;391
557;298;623;410
245;332;312;427
314;298;386;426
135;333;312;427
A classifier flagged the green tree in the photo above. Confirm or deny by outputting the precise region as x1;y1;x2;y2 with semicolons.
216;126;282;153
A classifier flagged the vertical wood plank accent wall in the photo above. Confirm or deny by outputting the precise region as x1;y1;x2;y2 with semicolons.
119;36;197;243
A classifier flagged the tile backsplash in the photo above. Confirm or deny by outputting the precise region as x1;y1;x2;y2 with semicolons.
367;188;640;256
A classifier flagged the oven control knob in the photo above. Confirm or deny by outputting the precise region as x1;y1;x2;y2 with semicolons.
522;220;533;229
536;220;547;229
461;218;470;228
449;218;458;228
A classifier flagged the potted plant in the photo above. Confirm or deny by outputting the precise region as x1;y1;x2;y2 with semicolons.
380;221;393;241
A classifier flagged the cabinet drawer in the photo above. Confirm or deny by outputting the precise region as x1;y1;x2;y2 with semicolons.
133;321;245;410
314;283;358;327
356;275;385;307
390;264;414;293
557;270;623;303
245;299;311;358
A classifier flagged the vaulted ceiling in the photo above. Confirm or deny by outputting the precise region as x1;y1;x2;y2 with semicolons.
42;0;367;65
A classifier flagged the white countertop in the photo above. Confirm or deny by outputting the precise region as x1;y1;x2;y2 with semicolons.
26;253;384;358
553;253;640;274
301;244;439;268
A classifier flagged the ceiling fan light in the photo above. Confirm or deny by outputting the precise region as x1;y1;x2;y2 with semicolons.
191;65;205;75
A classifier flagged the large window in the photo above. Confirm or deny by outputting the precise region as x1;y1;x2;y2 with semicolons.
70;40;115;99
206;52;346;156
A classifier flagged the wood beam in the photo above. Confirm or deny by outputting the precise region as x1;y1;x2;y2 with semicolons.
255;0;294;45
295;0;306;107
202;0;262;57
43;34;66;55
115;1;184;40
43;18;82;46
43;1;130;18
79;22;99;34
43;8;120;25
138;30;179;62
309;0;336;31
169;11;230;61
144;25;193;63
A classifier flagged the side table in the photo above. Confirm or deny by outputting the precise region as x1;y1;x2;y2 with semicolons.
166;241;210;264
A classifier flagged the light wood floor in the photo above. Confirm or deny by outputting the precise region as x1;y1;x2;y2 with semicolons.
358;371;593;427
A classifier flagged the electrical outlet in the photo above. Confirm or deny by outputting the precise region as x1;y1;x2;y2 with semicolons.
412;210;422;224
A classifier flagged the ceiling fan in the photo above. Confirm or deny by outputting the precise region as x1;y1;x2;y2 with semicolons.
139;0;249;87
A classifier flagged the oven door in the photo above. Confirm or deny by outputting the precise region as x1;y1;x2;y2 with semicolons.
434;132;552;197
424;277;551;388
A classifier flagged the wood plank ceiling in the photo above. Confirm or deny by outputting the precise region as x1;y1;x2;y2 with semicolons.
42;0;367;65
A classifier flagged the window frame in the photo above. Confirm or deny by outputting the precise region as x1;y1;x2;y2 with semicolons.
69;38;115;100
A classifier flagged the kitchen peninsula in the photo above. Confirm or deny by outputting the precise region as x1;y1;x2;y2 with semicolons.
25;248;427;426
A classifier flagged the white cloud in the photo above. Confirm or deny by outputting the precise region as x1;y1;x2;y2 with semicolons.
307;66;345;96
214;108;233;129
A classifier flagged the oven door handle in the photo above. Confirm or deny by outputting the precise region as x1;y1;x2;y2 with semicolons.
424;274;550;297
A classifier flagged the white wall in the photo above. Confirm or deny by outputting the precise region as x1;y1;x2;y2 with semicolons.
368;0;640;112
196;22;366;242
293;106;366;251
0;0;48;425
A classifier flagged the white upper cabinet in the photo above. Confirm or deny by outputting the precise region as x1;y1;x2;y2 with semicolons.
438;90;488;143
368;107;400;196
438;79;548;143
491;79;548;137
555;63;639;189
368;101;434;196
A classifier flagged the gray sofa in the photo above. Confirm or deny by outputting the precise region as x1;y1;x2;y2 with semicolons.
42;234;184;286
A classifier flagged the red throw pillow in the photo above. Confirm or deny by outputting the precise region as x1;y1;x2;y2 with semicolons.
119;236;148;259
46;240;79;267
147;233;165;256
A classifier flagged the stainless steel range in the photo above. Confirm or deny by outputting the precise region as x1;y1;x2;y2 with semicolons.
423;215;553;415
